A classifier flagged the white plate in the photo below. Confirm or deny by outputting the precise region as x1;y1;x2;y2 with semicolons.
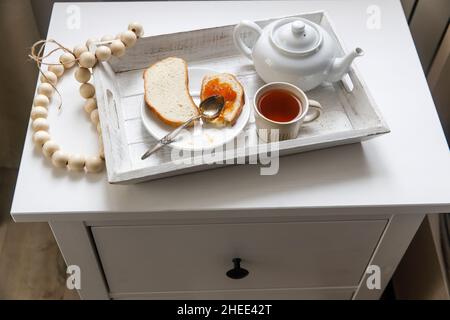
141;67;250;151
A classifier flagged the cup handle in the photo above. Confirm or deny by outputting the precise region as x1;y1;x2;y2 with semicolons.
233;20;262;61
303;100;322;123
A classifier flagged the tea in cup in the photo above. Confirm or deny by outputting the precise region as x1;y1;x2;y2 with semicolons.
253;82;322;142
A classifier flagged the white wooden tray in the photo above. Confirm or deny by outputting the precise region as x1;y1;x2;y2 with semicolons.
93;11;389;184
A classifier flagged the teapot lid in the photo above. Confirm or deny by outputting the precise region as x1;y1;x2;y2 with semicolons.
270;18;322;55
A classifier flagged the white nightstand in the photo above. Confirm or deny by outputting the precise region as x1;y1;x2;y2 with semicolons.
11;1;450;299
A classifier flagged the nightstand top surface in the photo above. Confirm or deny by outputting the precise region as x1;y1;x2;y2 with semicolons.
11;1;450;221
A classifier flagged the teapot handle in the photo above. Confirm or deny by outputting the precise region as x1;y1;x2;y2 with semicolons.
233;20;262;61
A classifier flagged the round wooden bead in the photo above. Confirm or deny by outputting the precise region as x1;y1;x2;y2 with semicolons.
73;44;88;58
51;150;69;168
79;83;95;99
120;30;137;48
86;38;99;49
32;117;49;132
83;98;97;114
85;156;104;173
128;22;144;38
75;67;91;83
59;52;76;69
90;109;99;124
99;135;105;159
40;71;57;86
95;46;111;62
33;130;51;146
42;140;60;158
110;40;126;57
33;94;50;108
79;52;97;68
48;64;65;78
101;35;114;42
30;106;48;120
68;154;85;171
37;83;54;98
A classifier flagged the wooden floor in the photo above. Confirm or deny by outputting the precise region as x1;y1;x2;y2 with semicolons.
0;168;79;299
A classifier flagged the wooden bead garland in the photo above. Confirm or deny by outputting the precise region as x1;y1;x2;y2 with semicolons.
48;64;65;78
85;156;104;173
95;46;111;62
86;38;99;49
98;135;105;159
79;51;97;68
110;40;126;57
59;52;76;68
101;35;115;42
68;154;86;171
83;98;97;114
32;117;49;132
80;83;96;99
33;130;51;145
40;71;58;85
42;140;60;158
120;30;137;48
28;22;144;174
128;22;144;38
90;109;100;124
34;94;50;108
37;83;54;97
30;106;48;120
51;150;69;168
73;44;88;58
75;67;91;83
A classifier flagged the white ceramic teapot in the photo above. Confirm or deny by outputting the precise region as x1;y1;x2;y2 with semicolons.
233;17;364;91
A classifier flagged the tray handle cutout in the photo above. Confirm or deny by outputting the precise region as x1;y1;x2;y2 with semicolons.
341;73;354;92
106;89;120;131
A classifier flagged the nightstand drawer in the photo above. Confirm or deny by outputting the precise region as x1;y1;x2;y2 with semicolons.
92;220;386;295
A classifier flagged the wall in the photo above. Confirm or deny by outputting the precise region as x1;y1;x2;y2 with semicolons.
0;0;39;168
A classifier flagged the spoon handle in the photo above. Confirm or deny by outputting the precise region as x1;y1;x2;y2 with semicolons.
141;114;201;160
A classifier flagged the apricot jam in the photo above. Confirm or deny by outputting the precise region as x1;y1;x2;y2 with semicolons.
202;79;237;115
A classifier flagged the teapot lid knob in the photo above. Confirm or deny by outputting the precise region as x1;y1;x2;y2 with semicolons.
270;17;323;55
291;21;306;36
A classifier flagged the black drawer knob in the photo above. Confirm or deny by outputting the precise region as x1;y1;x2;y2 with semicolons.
226;258;249;279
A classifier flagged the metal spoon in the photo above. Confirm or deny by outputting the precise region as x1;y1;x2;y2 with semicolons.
141;95;225;160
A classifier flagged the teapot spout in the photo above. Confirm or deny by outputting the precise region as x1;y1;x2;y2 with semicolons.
328;48;364;82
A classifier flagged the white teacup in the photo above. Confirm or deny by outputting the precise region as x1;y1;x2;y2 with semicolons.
253;82;322;142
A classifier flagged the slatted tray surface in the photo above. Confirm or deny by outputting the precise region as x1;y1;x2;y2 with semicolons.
93;11;389;183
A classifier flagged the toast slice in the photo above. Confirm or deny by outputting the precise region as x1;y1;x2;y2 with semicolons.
144;57;199;127
200;73;245;126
